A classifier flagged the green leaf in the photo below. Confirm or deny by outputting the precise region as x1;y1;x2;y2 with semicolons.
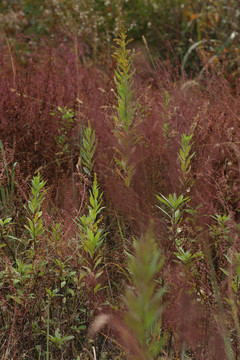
61;281;66;288
17;289;24;296
94;283;101;294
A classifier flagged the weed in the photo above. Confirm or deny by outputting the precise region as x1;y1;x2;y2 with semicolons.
74;173;106;320
178;133;195;190
80;121;97;178
124;231;166;359
112;27;142;188
24;173;47;252
0;140;17;217
50;106;75;168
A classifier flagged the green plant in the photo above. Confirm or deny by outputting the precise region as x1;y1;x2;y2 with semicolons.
89;230;166;360
50;106;75;167
75;173;105;261
222;251;240;299
124;232;166;359
112;27;141;188
208;213;232;274
80;121;97;177
203;242;235;360
0;139;17;217
48;327;74;350
44;288;61;360
4;259;44;306
162;90;171;144
155;193;203;273
24;173;47;252
0;217;16;264
156;193;190;228
173;245;203;272
74;173;106;315
221;251;240;347
178;133;195;189
210;214;231;241
54;258;76;305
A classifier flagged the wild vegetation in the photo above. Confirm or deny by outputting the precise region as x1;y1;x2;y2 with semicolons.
0;1;240;359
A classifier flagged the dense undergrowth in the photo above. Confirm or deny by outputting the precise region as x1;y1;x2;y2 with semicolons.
0;23;240;360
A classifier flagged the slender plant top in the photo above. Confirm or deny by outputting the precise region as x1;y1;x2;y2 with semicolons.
80;121;97;178
25;173;47;252
112;27;142;187
112;28;135;133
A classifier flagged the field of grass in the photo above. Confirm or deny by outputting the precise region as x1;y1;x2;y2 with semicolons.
0;2;240;359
